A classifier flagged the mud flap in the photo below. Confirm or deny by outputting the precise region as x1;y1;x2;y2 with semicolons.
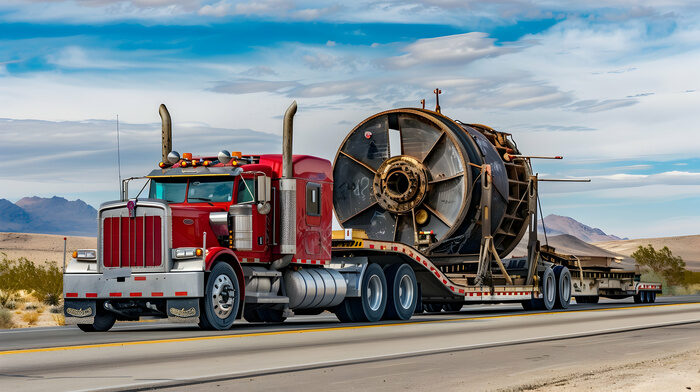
167;298;200;323
64;300;96;325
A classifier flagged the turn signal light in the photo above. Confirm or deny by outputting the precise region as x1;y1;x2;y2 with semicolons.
181;161;188;167
72;251;78;258
182;152;193;160
195;248;203;257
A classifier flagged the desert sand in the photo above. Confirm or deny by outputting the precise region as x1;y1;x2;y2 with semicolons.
0;232;96;266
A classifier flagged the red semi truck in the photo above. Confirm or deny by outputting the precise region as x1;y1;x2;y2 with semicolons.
63;101;660;331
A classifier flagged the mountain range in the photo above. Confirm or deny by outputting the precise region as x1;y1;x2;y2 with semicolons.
538;214;625;242
0;196;97;236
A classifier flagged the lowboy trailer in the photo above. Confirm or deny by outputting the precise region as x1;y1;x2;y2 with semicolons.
63;100;661;331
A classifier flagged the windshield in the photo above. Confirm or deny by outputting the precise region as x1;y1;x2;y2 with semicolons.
149;179;187;203
188;178;234;203
148;177;235;203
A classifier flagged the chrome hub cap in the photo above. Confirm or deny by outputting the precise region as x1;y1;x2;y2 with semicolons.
367;275;383;312
212;274;235;319
398;274;414;309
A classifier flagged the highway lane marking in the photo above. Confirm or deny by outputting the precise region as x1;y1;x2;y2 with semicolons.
1;301;698;356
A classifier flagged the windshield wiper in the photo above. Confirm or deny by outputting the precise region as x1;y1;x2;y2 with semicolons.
188;197;215;206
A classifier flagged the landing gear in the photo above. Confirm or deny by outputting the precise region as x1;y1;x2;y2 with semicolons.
199;262;240;330
334;263;387;322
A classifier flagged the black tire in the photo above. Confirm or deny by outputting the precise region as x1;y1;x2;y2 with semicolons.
334;299;358;323
649;291;656;303
642;291;650;303
553;266;572;309
199;262;240;330
349;263;388;322
423;303;442;313
443;303;463;312
77;307;116;332
384;264;418;320
243;306;264;323
531;267;556;310
634;293;643;303
258;308;287;323
521;299;534;310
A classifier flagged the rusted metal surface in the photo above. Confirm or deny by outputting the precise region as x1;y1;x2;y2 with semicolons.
333;108;532;258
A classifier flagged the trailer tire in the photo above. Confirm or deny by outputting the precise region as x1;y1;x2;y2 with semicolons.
77;306;116;332
349;263;387;322
531;267;556;310
199;262;240;330
649;291;656;303
553;266;572;309
634;293;642;303
384;263;418;320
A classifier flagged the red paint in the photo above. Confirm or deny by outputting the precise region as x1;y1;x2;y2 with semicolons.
369;244;375;249
86;293;97;298
134;276;146;281
66;293;78;298
103;216;162;268
109;292;122;297
175;291;188;296
129;292;142;297
151;292;163;297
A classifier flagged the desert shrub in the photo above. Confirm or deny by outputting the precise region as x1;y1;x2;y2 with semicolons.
44;293;61;306
0;256;62;304
21;311;39;325
52;314;65;326
0;308;14;329
50;305;63;314
632;245;687;287
0;290;12;307
24;303;38;311
4;300;17;310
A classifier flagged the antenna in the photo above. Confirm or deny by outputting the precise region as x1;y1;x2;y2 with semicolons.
116;114;122;197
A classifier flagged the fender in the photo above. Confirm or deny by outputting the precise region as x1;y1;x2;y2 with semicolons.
205;247;246;304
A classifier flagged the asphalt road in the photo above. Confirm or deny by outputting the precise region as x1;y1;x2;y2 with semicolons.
1;295;699;392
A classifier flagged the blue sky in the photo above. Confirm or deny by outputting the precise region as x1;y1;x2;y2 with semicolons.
0;0;699;238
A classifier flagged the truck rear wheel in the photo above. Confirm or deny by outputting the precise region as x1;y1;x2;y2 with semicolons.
199;262;240;330
384;263;418;320
553;266;572;309
77;306;116;332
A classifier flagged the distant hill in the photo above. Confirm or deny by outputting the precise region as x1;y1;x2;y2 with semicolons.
0;196;96;236
539;214;624;243
596;235;700;272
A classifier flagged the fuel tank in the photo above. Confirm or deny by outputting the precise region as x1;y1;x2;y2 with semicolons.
333;108;531;257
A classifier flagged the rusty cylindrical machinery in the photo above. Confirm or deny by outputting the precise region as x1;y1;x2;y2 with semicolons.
333;108;532;257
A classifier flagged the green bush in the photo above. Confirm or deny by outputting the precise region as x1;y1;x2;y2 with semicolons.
0;308;14;329
632;245;687;287
0;255;63;305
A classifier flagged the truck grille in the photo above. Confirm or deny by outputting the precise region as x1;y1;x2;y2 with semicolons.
103;216;162;268
99;201;169;270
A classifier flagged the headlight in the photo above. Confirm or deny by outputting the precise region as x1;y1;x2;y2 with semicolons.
173;248;203;259
73;249;97;260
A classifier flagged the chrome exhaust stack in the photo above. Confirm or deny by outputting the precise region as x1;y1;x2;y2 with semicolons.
280;101;297;256
159;104;172;164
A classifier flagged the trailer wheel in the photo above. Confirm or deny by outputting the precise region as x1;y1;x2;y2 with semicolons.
349;263;387;322
553;266;572;309
531;267;556;310
199;262;240;330
77;305;116;332
384;264;418;320
649;291;656;303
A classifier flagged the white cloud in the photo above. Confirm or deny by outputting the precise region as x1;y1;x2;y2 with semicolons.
386;32;517;68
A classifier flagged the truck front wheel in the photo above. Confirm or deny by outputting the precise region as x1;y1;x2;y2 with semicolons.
199;262;240;330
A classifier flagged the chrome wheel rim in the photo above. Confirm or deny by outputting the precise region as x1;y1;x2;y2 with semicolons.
398;274;414;310
561;273;571;301
367;275;383;312
212;274;235;319
546;274;555;303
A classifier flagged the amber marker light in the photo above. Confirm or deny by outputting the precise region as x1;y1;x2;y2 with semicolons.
182;152;193;160
72;251;78;258
195;248;203;257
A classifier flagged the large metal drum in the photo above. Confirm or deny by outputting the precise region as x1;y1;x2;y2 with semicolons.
333;108;531;257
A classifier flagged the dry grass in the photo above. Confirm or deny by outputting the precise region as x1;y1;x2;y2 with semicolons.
52;314;65;326
21;311;39;325
0;308;14;329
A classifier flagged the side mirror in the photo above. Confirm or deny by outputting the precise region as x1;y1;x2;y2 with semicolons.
256;175;272;214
